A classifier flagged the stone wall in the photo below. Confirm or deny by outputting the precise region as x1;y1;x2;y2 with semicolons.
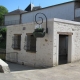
22;2;74;23
53;18;80;66
6;18;80;67
6;19;54;67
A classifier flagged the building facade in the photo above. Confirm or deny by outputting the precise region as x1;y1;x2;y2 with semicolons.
4;1;80;26
6;1;80;67
6;18;80;67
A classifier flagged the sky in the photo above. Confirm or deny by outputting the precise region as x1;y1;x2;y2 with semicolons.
0;0;72;12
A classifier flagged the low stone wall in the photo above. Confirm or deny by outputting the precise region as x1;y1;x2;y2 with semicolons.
0;26;6;28
0;59;10;73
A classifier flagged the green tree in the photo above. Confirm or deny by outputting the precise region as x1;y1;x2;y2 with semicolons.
0;27;6;39
0;6;8;26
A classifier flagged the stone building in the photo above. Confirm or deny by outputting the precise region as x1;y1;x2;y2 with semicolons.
6;18;80;67
4;1;80;26
6;1;80;67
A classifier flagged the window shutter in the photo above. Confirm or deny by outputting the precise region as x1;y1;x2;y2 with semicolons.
18;35;21;49
12;35;18;49
12;35;21;49
27;35;31;50
15;35;18;49
24;35;27;50
12;36;15;48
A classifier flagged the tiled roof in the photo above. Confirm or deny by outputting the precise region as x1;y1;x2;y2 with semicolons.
5;9;27;15
25;3;41;11
25;3;34;11
32;6;41;11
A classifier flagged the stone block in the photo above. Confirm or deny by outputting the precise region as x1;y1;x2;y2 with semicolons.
0;59;10;73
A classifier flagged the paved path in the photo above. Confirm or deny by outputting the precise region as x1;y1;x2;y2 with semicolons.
0;73;17;80
6;62;35;72
1;61;80;80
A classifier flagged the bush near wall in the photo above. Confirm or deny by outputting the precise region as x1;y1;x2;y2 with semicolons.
0;40;6;49
0;53;6;60
0;48;6;60
0;28;6;38
0;27;6;49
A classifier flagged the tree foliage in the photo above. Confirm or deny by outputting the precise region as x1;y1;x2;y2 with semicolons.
0;27;7;38
0;6;8;26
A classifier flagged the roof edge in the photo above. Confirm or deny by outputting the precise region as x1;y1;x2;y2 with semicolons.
54;18;80;25
21;1;74;15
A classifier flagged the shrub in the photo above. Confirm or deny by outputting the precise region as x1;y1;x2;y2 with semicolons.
0;28;6;39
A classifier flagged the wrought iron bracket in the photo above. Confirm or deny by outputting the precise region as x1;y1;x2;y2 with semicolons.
35;13;48;33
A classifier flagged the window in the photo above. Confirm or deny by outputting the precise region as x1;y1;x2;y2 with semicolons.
24;34;36;52
12;34;21;50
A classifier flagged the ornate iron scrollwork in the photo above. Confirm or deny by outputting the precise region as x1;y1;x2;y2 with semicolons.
35;13;48;33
